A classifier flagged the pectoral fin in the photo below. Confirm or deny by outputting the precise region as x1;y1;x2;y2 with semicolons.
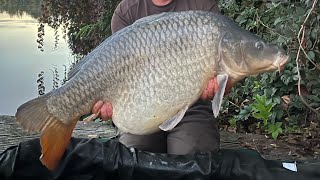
159;105;189;131
211;73;229;118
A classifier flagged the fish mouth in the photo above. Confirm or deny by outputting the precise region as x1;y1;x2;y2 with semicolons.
219;54;289;83
271;54;289;72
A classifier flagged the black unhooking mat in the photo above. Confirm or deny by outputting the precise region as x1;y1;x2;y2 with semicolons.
0;138;320;180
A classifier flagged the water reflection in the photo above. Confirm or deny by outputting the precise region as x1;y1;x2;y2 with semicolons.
0;0;42;18
0;3;73;115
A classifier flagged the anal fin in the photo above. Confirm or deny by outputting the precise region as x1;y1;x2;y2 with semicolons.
159;105;189;131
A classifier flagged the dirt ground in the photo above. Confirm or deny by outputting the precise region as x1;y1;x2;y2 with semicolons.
219;122;320;162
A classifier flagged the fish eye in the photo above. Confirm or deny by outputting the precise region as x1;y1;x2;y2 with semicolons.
255;42;264;50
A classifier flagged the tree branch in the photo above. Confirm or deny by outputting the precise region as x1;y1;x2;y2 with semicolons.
295;0;320;118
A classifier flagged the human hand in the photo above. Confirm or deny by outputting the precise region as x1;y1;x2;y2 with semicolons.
200;77;233;100
91;100;113;121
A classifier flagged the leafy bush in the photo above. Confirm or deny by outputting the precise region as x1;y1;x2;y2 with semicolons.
218;0;320;138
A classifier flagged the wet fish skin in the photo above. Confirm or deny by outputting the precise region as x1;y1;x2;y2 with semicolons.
15;11;288;170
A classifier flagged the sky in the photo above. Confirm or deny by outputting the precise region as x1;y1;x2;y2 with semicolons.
0;12;73;115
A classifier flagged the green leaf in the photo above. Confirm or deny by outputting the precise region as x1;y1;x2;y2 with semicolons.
311;28;318;39
251;103;266;113
261;16;270;22
228;118;238;128
307;95;320;102
237;106;252;120
252;112;264;119
307;51;315;60
254;94;266;105
295;6;306;16
235;15;247;25
274;17;283;25
266;103;275;112
272;131;279;140
275;122;282;128
268;123;283;140
267;124;276;133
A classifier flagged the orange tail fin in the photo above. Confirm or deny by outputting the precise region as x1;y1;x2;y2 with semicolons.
40;119;77;170
15;93;78;170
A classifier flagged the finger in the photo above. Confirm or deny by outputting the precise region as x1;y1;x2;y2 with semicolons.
83;111;100;124
201;78;218;100
207;88;214;99
201;90;208;100
207;79;216;99
92;100;104;114
100;104;110;121
105;103;113;118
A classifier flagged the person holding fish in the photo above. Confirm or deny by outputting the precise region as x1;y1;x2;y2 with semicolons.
16;0;288;171
92;0;227;155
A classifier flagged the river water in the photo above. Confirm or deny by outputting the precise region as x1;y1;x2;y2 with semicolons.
0;11;73;115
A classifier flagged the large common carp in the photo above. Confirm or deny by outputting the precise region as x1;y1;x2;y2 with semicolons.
15;11;288;170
